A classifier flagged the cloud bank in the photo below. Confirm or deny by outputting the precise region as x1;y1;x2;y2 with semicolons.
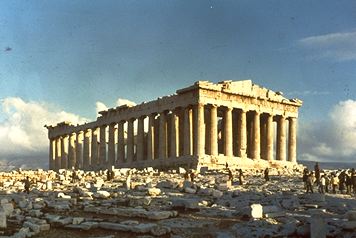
299;30;356;61
299;99;356;162
0;97;137;170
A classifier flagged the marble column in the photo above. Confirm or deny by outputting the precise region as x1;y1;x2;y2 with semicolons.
224;107;233;157
49;139;55;170
260;116;267;160
237;109;247;158
117;121;125;163
68;133;76;169
76;131;83;169
170;110;179;158
83;129;91;169
194;103;205;157
159;111;168;159
61;136;68;169
99;125;107;167
276;116;287;161
127;118;135;163
183;107;193;156
137;116;145;161
147;114;156;160
55;137;61;171
91;128;99;168
266;114;274;161
252;111;260;160
210;104;218;156
288;117;297;163
108;123;116;167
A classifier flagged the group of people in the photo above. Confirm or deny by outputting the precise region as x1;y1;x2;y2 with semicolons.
303;162;356;195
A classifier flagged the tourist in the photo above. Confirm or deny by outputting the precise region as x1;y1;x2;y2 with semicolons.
190;170;195;183
338;171;346;194
324;173;330;193
228;168;233;182
264;168;269;182
331;173;339;194
238;169;244;185
302;168;309;189
184;170;190;181
314;162;320;185
345;171;352;194
306;172;314;193
106;170;112;181
24;176;31;194
319;174;326;194
225;162;229;169
126;171;132;190
72;170;78;183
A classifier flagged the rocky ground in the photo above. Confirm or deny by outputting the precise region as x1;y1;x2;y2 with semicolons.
0;167;355;238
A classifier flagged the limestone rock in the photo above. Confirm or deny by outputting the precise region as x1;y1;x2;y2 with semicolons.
0;211;6;229
147;188;161;196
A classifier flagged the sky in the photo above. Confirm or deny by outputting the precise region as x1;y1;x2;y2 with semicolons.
0;0;355;169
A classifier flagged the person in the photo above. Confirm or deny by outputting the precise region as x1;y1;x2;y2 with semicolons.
225;162;229;169
72;170;78;183
324;174;330;193
319;174;326;194
106;170;112;181
331;173;339;194
314;162;320;185
264;168;269;182
345;171;352;194
338;171;346;194
126;171;132;190
351;169;356;194
238;169;244;185
184;170;190;181
302;168;309;189
24;176;31;194
228;168;233;182
306;172;314;193
190;170;195;183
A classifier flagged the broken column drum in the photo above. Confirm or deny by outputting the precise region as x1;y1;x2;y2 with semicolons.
45;80;302;171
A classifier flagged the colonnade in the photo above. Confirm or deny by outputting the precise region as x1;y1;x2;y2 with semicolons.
49;103;298;171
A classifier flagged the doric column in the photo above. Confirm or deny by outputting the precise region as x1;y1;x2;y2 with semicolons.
252;111;260;160
55;137;61;171
61;136;68;169
210;105;218;156
127;118;135;163
266;114;274;161
99;125;107;167
137;116;145;161
108;123;116;167
237;109;247;158
83;129;91;169
276;116;287;161
288;117;297;163
183;107;193;156
49;139;55;170
159;111;168;159
76;131;83;169
68;133;76;169
224;107;233;157
170;110;179;158
91;128;99;168
194;103;205;157
117;121;125;163
147;114;156;160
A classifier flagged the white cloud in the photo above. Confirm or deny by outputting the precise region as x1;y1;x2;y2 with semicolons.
299;99;356;162
299;30;356;61
116;98;136;107
0;97;88;169
95;101;108;116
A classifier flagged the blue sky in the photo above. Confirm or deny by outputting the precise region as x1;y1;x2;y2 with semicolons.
0;0;356;167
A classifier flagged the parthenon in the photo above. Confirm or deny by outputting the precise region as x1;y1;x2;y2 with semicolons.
45;80;302;171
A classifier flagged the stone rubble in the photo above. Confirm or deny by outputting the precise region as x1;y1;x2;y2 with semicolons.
0;166;354;237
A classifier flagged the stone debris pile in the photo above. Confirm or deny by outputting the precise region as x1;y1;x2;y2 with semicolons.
0;166;355;237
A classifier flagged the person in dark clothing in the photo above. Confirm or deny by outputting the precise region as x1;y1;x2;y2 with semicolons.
338;171;346;194
314;162;320;185
228;169;233;182
306;172;314;193
264;168;269;182
190;170;195;183
106;170;112;181
238;169;244;185
24;176;31;194
345;171;352;194
303;168;309;189
324;174;330;193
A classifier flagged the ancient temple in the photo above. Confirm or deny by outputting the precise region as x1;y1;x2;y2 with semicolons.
45;80;302;171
